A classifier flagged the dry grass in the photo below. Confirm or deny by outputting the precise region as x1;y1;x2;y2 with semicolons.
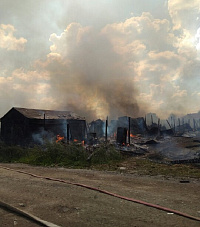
115;156;200;178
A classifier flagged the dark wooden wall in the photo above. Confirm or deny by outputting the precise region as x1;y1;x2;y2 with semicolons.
1;108;30;145
1;108;86;145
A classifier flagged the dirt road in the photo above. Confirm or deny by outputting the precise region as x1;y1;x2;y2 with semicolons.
0;163;199;227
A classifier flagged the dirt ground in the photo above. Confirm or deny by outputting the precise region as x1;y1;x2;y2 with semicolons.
0;163;200;227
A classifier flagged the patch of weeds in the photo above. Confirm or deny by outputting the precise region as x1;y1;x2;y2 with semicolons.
123;157;200;178
147;152;165;161
0;142;26;162
90;144;123;165
0;142;123;168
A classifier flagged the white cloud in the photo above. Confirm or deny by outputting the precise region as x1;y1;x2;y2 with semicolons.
102;12;175;54
168;0;200;31
0;67;51;115
172;88;187;98
1;2;200;120
12;68;50;82
0;24;27;51
29;11;200;119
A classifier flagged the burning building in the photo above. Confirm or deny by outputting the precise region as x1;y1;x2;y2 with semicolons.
1;107;86;145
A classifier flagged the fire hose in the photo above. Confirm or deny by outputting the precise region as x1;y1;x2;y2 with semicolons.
0;165;200;223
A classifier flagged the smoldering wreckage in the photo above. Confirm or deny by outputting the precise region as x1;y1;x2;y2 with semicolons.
1;107;200;164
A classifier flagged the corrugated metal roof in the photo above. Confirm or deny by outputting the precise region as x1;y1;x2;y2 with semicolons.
13;107;85;120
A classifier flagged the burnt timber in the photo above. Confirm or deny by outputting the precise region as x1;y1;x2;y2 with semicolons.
1;107;86;145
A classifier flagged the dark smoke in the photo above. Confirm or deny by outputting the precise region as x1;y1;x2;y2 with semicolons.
44;23;145;120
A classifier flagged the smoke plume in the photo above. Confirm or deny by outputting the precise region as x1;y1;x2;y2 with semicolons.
39;23;143;120
1;1;200;121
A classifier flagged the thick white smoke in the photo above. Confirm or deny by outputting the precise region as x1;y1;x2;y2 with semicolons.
1;1;200;121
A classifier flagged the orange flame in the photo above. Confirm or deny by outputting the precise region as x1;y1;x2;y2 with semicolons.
130;133;136;138
81;141;85;146
74;139;78;142
56;134;64;143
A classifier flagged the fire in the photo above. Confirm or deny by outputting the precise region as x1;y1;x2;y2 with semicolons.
56;134;64;143
130;133;136;138
74;139;78;142
127;131;136;138
81;141;85;146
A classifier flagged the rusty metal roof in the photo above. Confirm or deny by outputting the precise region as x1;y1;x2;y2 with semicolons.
13;107;85;120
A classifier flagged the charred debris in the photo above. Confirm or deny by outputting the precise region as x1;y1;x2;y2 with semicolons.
1;107;200;163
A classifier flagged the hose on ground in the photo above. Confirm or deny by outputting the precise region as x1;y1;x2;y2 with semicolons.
0;165;200;223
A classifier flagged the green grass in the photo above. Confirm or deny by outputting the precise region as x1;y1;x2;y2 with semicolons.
0;141;199;178
0;142;123;168
0;143;26;162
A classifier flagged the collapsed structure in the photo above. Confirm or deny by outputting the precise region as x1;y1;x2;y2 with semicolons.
87;116;148;145
2;107;199;146
88;119;105;138
1;107;86;145
117;116;148;135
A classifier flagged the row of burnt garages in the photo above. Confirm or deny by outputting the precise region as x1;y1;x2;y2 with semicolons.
1;107;175;146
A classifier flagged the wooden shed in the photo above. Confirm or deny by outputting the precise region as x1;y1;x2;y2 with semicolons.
1;107;86;145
